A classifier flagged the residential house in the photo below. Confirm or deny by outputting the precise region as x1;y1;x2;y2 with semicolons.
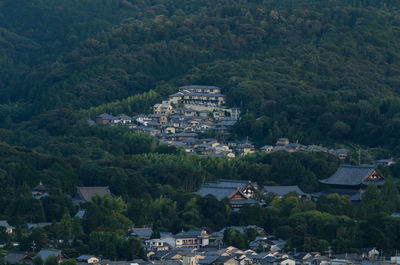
5;251;32;265
96;113;115;125
376;159;396;166
174;229;210;248
0;220;15;233
36;249;66;263
260;145;274;153
235;142;255;156
130;227;153;240
27;222;52;230
113;114;132;125
145;239;171;252
328;149;349;160
76;255;100;263
179;85;222;94
361;248;379;259
154;102;173;115
275;138;289;146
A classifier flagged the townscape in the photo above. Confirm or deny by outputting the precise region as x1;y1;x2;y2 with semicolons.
94;86;350;159
2;0;400;265
2;164;400;265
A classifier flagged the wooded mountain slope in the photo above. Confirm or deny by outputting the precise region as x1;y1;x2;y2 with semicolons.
1;0;400;150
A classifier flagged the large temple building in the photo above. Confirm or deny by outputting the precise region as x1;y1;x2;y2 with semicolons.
316;165;385;202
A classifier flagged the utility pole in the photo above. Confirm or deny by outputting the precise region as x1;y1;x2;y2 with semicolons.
31;241;36;253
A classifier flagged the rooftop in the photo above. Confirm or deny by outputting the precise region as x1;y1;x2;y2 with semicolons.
319;165;385;186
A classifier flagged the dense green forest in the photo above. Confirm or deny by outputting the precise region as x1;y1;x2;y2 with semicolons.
1;0;400;259
1;0;400;150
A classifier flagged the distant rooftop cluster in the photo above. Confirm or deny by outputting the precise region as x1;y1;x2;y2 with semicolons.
261;138;350;160
94;85;243;158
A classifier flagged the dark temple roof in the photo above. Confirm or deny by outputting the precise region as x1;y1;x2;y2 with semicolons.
319;165;385;186
73;186;112;203
263;186;306;196
197;186;239;201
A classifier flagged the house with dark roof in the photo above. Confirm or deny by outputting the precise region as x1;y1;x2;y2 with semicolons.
263;186;307;198
36;249;66;263
174;229;210;248
96;113;115;125
0;220;15;233
130;227;153;240
76;254;100;263
5;251;32;264
318;165;385;202
73;186;113;204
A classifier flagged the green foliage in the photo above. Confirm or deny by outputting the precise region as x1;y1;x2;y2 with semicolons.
33;256;43;265
44;255;58;265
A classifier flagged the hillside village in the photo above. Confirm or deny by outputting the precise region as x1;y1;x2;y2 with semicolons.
94;86;350;159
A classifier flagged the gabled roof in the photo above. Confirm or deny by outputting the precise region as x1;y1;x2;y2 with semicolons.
5;251;31;264
37;249;63;261
74;210;86;219
197;186;241;201
74;186;112;203
32;182;50;191
263;186;306;196
97;113;115;120
319;165;385;186
174;229;208;239
77;254;99;261
0;220;14;229
131;227;153;238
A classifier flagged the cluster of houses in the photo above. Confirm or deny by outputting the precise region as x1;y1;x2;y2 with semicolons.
94;86;244;158
260;138;350;160
1;164;400;265
3;227;395;265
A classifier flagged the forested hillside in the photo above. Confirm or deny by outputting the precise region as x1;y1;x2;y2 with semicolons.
1;0;400;257
0;0;400;149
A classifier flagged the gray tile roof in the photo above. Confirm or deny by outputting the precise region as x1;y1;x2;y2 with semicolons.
0;220;14;229
263;186;306;196
204;179;255;190
74;186;112;203
174;229;206;239
131;227;153;238
97;113;115;120
37;249;63;262
319;165;385;186
197;186;238;201
5;251;30;264
77;254;98;261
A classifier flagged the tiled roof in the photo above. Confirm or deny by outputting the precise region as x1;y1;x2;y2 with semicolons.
319;165;384;186
74;186;112;203
0;220;14;229
5;251;30;264
37;249;62;261
263;186;306;196
97;113;115;120
197;186;239;201
174;229;207;239
131;227;153;238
